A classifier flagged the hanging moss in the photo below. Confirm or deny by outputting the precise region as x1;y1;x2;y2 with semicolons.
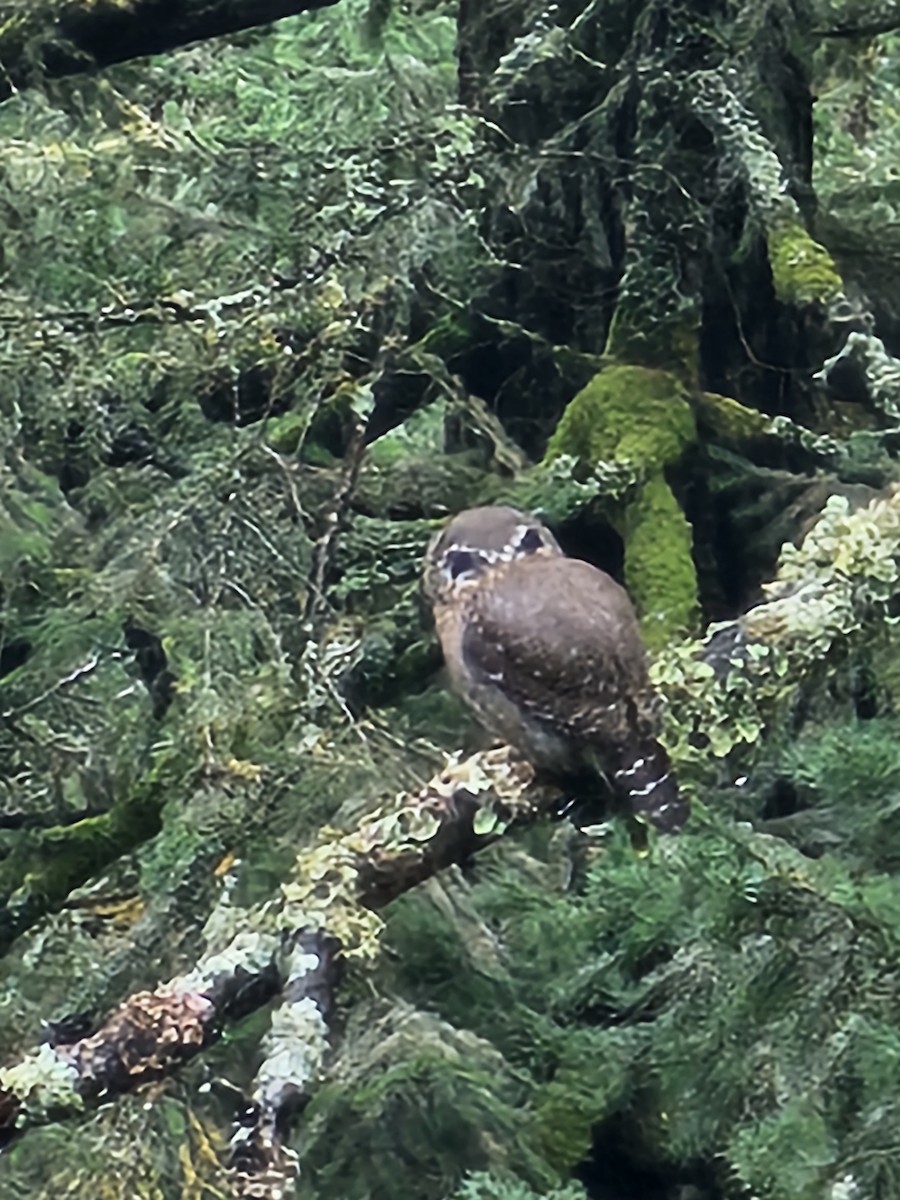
768;221;842;306
544;366;699;645
622;473;699;649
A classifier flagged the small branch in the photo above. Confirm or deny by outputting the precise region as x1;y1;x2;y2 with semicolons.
0;933;284;1140
0;1;340;103
653;485;900;772
229;930;342;1198
696;391;844;468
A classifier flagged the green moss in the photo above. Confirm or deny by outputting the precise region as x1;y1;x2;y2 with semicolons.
544;367;698;645
530;1089;595;1175
768;222;842;306
265;392;354;461
416;311;475;358
622;473;699;649
545;365;695;471
265;410;307;454
0;772;168;955
696;391;770;443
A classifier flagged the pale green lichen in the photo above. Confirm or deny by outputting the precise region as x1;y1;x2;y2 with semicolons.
276;749;542;960
545;366;699;645
280;839;383;960
0;1042;82;1125
178;931;281;992
764;415;843;459
652;487;900;773
768;222;842;306
255;969;330;1104
482;455;640;528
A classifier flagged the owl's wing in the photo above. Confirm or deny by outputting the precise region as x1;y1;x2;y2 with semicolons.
461;556;651;751
460;556;688;833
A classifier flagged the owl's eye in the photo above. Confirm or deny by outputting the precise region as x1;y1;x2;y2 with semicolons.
444;549;483;580
516;527;545;554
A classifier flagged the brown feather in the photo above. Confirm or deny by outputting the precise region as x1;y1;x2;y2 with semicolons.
427;508;688;833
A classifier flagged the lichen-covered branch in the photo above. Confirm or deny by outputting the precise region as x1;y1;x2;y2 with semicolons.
0;931;283;1136
0;748;557;1157
654;485;900;771
230;931;341;1199
696;392;844;464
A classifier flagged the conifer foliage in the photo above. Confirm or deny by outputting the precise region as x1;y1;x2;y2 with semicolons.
1;1;900;1198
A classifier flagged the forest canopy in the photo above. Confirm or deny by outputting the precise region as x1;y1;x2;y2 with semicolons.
2;0;900;1198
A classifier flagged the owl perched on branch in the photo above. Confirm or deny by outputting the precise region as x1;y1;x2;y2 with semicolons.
423;505;687;833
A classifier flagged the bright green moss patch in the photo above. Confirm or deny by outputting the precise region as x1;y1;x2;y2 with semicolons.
415;311;475;358
265;410;307;454
768;222;842;306
545;365;695;470
623;472;699;649
545;366;698;645
696;391;770;442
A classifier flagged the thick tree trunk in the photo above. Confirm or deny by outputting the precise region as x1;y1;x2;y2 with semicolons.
447;0;900;629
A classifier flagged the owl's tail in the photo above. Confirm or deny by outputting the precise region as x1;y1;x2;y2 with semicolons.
614;741;688;833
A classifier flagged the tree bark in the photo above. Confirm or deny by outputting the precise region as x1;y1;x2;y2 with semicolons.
0;748;553;1162
0;0;339;102
446;0;900;628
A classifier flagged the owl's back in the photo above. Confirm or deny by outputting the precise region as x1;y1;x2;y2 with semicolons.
457;555;655;759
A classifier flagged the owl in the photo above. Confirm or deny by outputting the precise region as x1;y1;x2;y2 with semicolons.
423;505;687;832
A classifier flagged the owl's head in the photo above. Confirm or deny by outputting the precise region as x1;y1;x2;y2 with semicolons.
423;505;562;606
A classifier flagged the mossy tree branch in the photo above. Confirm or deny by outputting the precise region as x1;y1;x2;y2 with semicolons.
0;748;557;1170
0;771;168;957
